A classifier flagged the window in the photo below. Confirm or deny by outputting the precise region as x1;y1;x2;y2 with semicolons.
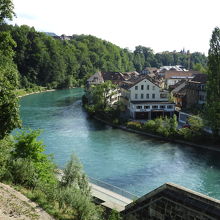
146;94;149;99
152;86;155;90
135;86;138;90
144;106;150;109
199;95;205;101
160;105;165;109
135;94;138;99
141;85;144;90
141;94;144;99
152;105;158;109
167;105;173;109
147;85;150;90
152;94;155;99
136;106;142;109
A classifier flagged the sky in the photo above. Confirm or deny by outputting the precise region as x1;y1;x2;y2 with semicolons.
12;0;220;54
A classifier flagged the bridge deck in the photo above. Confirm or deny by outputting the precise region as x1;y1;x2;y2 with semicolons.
90;183;133;212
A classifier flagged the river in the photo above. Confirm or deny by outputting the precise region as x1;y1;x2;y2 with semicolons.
19;88;220;198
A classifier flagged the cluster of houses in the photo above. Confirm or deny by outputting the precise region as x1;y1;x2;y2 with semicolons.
86;67;207;120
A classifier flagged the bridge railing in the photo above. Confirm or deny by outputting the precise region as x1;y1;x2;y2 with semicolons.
88;177;138;200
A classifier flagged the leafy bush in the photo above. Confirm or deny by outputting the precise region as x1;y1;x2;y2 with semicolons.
61;154;90;197
0;136;14;180
11;158;38;187
108;210;122;220
126;121;143;130
143;120;156;132
10;130;57;188
178;116;204;141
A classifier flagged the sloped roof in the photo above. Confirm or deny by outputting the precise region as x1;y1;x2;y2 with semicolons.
122;71;140;80
101;72;125;82
87;72;104;84
164;70;200;79
172;81;187;96
122;183;220;218
191;73;208;84
126;75;161;89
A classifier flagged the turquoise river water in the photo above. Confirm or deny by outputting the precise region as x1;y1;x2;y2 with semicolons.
19;88;220;198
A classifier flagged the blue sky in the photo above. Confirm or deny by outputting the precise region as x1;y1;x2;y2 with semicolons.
12;0;220;54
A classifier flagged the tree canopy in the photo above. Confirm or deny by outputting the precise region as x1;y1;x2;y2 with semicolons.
0;23;208;90
0;31;21;139
206;27;220;136
0;0;15;23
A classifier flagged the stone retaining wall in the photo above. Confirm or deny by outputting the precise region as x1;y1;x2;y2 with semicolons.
122;183;220;220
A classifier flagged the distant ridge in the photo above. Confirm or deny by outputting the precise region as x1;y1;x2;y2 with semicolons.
44;32;58;37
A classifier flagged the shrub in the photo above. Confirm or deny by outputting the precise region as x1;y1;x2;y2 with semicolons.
12;129;57;187
126;121;142;130
143;120;156;132
108;209;122;220
0;136;14;180
61;154;91;196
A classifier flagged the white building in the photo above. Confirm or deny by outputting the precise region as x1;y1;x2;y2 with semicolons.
121;76;175;119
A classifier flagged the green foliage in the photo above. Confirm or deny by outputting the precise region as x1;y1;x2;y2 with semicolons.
0;31;21;139
205;27;220;136
143;116;178;137
0;23;208;91
133;46;207;70
0;135;13;179
4;25;134;88
108;210;122;220
192;63;207;73
14;129;45;160
178;116;204;141
127;121;143;130
10;158;38;187
0;130;103;219
11;130;57;188
143;120;156;131
88;80;117;111
61;154;90;196
0;0;15;23
57;186;102;220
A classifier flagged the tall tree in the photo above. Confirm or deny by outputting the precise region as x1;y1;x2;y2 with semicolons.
0;31;21;139
206;27;220;136
0;0;15;23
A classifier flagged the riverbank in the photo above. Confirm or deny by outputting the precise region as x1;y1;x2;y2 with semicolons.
93;116;220;153
16;89;56;98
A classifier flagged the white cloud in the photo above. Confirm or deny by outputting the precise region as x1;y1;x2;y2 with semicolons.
12;0;220;54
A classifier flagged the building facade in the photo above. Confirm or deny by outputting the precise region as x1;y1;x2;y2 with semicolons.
123;76;175;119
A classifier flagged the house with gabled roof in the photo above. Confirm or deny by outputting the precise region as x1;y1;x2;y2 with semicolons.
86;72;175;119
120;75;175;120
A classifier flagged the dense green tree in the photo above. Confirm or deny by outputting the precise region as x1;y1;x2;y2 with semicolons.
12;129;57;187
192;63;207;73
61;154;90;196
0;23;208;90
0;31;21;139
0;0;15;23
206;27;220;136
88;81;117;111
